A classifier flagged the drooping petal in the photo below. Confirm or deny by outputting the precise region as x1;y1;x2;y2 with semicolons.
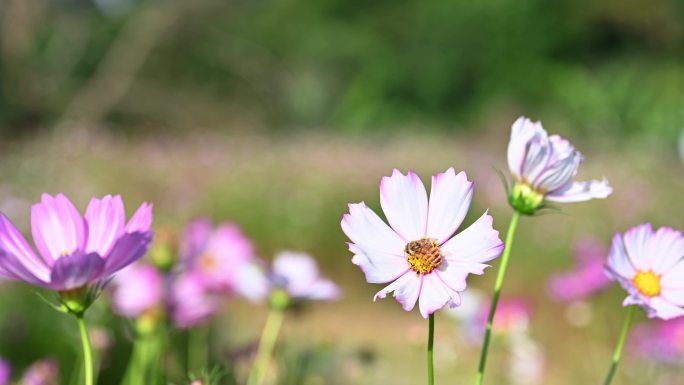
341;202;405;255
418;273;461;318
0;213;51;283
647;297;684;320
622;223;653;271
102;232;153;275
648;227;684;275
349;243;409;284
84;195;125;257
49;251;105;291
605;233;636;280
441;211;504;263
125;202;153;233
545;179;612;203
426;168;473;243
374;272;421;312
31;193;86;265
435;261;490;292
379;170;429;241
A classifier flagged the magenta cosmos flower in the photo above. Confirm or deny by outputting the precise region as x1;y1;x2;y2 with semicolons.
270;251;340;301
631;318;684;363
170;270;221;329
342;168;504;318
111;263;164;318
507;117;612;214
547;237;613;302
0;194;152;295
605;224;684;320
20;359;59;385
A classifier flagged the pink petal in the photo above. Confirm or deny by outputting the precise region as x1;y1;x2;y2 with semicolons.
426;168;473;244
0;213;50;283
349;243;409;284
84;195;125;256
179;218;213;265
440;211;504;263
49;251;105;291
102;232;153;275
341;202;405;255
31;193;86;265
418;273;461;318
379;169;429;241
112;263;164;317
545;179;612;203
374;272;421;312
125;202;153;233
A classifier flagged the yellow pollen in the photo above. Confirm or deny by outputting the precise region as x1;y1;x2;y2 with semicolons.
633;270;661;297
405;238;442;275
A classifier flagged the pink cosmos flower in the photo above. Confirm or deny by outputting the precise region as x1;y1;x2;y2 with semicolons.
547;237;613;302
180;218;255;292
170;270;221;329
270;251;340;301
631;318;684;363
20;359;59;385
507;117;611;214
0;194;153;292
0;358;9;385
341;168;504;318
605;224;684;320
111;263;164;318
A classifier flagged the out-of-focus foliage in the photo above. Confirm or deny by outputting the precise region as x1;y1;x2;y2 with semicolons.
0;0;683;138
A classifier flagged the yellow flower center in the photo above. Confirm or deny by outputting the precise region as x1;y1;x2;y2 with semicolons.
405;238;442;275
633;270;661;297
199;253;218;271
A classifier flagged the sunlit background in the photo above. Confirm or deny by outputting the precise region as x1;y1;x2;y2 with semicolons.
0;1;683;384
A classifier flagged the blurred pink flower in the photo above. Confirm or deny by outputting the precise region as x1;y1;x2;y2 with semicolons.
631;318;684;363
0;357;9;385
270;251;340;301
0;194;152;292
486;298;533;334
507;117;611;214
20;359;58;385
111;263;164;318
170;271;220;329
180;218;256;293
547;238;613;302
606;224;684;320
342;168;504;318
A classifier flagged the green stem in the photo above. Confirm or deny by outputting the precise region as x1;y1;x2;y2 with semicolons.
188;325;210;374
602;306;636;385
246;306;286;385
475;210;521;385
427;313;435;385
76;315;94;385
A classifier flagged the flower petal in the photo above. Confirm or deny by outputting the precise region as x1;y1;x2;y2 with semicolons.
125;202;153;233
31;193;86;265
661;286;684;307
349;243;409;284
102;231;153;275
0;248;51;287
545;179;612;203
374;272;421;312
507;117;542;179
233;262;270;303
533;151;581;192
441;211;504;263
84;195;125;256
380;170;429;241
622;224;653;271
662;259;684;289
647;297;684;320
648;227;684;275
179;218;213;265
426;168;473;244
273;251;319;291
341;202;405;255
435;261;490;292
418;273;461;318
605;233;636;280
0;213;50;283
49;251;105;291
520;126;551;183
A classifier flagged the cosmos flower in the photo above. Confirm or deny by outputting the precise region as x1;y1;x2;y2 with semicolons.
631;318;684;363
20;359;59;385
111;263;164;318
507;117;612;214
547;237;613;302
605;224;684;320
0;194;152;297
0;357;9;385
180;218;256;293
342;168;504;318
270;251;340;301
170;271;221;329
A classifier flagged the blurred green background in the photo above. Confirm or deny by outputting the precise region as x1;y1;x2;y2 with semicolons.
0;0;683;384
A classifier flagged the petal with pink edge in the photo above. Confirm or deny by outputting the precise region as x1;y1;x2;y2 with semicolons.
31;193;86;265
0;213;50;282
545;179;612;203
349;243;409;284
426;169;473;244
125;202;153;233
441;211;504;263
622;224;653;271
102;232;153;275
0;249;51;287
649;227;684;275
418;273;461;318
49;251;105;291
374;272;421;312
85;195;125;256
507;117;539;179
341;202;405;255
606;233;636;280
380;170;428;241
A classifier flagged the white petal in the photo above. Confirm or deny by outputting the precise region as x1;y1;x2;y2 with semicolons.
507;117;541;180
661;286;684;307
648;227;684;275
426;168;473;244
341;202;405;255
441;211;504;263
605;233;636;280
662;259;684;288
545;179;612;203
349;243;409;284
435;261;490;292
520;124;551;182
380;170;429;241
374;272;422;312
418;273;461;318
622;224;654;271
533;152;581;192
648;297;684;320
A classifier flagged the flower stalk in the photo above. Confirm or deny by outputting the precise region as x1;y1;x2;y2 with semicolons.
602;305;636;385
76;314;94;385
475;210;521;385
427;313;435;385
246;291;289;385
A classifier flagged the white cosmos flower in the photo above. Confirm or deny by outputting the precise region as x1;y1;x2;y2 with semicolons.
341;168;504;318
